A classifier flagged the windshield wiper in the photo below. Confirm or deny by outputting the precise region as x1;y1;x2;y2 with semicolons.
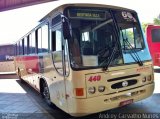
120;27;143;66
100;11;122;71
101;45;118;71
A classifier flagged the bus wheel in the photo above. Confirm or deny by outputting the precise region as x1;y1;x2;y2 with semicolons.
42;81;52;106
18;68;24;83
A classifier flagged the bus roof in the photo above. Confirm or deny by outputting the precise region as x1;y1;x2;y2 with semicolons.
0;43;14;47
16;2;136;43
40;3;135;22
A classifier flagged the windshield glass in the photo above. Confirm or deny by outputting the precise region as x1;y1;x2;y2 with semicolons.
66;8;144;69
114;10;144;50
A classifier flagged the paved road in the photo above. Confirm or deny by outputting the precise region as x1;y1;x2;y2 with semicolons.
0;68;159;119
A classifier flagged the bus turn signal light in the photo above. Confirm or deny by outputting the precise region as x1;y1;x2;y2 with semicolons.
75;88;84;96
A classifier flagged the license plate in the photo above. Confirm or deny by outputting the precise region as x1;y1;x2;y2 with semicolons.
119;99;133;107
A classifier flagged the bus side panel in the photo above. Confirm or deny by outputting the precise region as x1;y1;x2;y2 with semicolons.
41;54;69;113
15;55;40;90
22;56;39;74
15;54;70;112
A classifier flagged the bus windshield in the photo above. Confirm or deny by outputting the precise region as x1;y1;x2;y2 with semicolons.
114;10;144;50
66;8;145;69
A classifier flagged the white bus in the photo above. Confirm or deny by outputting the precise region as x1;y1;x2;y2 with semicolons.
15;3;154;116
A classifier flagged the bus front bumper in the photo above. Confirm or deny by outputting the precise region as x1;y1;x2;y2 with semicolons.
70;83;154;116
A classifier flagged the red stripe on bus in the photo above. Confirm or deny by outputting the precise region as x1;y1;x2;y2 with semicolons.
16;56;39;73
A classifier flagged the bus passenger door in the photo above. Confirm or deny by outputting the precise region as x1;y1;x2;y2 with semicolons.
50;25;68;112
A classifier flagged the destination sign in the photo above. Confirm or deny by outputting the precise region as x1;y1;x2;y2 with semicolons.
68;9;106;20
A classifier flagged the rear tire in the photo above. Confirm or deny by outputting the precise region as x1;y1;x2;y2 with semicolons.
18;68;24;83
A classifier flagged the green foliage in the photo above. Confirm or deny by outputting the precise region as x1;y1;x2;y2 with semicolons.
126;30;134;44
141;22;149;33
153;18;160;25
140;17;160;33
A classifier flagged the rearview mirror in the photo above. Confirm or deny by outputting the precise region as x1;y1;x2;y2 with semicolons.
61;15;71;40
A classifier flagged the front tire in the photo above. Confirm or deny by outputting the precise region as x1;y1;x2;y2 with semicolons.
42;81;52;106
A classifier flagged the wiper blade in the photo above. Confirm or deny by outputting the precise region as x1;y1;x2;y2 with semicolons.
101;11;121;71
124;39;143;66
120;28;143;66
102;45;118;71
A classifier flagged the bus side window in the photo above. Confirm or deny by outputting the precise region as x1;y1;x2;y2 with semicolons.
52;29;62;51
22;39;24;55
51;28;63;74
28;34;32;54
52;31;56;51
24;37;28;55
151;29;160;42
37;24;49;53
42;24;49;53
17;42;19;55
30;32;36;54
37;28;42;53
19;40;23;55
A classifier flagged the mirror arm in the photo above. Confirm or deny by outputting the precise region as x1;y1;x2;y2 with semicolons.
61;14;72;40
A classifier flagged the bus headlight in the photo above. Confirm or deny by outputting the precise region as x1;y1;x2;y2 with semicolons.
98;86;105;92
88;87;96;94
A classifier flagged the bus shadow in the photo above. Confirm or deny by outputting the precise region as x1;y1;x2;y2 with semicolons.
16;80;107;119
16;80;72;119
16;80;160;119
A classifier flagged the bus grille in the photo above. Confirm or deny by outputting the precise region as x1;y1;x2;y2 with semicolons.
108;74;140;82
111;80;137;89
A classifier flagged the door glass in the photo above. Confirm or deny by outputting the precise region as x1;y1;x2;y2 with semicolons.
64;40;69;76
52;29;63;74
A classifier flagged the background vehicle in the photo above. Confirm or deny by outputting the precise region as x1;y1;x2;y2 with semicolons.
146;24;160;66
0;44;15;72
14;3;154;116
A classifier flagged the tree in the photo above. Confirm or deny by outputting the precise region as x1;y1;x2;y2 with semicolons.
153;17;160;25
141;22;149;33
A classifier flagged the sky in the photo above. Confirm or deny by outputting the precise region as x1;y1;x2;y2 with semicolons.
0;0;160;44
